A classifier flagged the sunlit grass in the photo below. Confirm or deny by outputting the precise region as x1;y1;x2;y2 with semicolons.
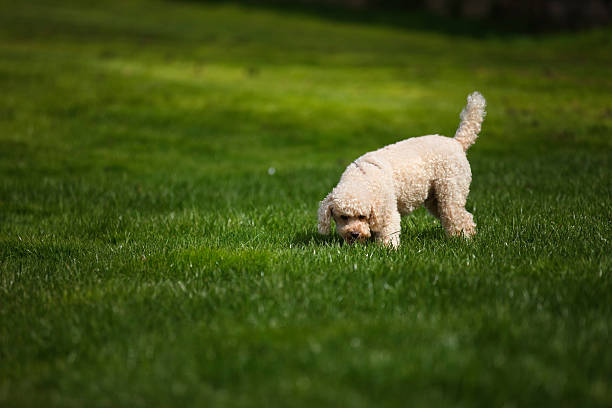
0;0;610;407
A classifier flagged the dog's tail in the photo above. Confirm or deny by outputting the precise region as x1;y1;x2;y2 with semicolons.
454;91;486;151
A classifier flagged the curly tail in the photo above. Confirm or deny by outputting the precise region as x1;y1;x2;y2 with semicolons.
454;91;486;151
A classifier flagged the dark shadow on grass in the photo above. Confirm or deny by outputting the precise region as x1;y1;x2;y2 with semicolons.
173;0;561;37
291;230;343;248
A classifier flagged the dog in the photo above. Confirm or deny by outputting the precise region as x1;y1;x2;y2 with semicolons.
317;92;486;248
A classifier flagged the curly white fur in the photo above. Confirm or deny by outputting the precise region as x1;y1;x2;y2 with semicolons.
318;92;486;248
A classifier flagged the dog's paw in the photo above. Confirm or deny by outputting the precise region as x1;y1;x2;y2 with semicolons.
382;235;400;249
446;223;476;239
456;224;476;238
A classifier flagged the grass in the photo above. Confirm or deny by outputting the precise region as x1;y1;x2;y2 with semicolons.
0;0;611;406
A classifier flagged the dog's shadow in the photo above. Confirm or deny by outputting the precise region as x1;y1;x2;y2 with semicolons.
290;227;445;248
291;231;342;248
407;227;447;242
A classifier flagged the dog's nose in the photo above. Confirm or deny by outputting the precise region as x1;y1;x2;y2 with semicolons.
350;232;360;239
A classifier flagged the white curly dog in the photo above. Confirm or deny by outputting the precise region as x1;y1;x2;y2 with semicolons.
318;92;486;248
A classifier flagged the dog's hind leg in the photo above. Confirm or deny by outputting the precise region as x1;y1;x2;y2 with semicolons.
433;178;476;238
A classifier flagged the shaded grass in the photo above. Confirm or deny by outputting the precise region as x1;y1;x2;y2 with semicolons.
0;0;611;407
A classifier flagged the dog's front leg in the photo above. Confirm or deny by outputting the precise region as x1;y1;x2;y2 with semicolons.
373;210;401;249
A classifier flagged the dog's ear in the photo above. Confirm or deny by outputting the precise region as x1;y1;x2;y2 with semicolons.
317;193;334;235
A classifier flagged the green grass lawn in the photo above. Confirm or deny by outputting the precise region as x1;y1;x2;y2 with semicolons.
1;0;611;406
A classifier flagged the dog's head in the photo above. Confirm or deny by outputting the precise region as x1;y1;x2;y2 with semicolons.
318;186;377;244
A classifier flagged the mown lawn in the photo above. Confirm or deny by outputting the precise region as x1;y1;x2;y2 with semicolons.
0;0;610;406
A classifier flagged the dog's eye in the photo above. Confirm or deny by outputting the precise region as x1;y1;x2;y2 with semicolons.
358;215;366;220
341;215;349;220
